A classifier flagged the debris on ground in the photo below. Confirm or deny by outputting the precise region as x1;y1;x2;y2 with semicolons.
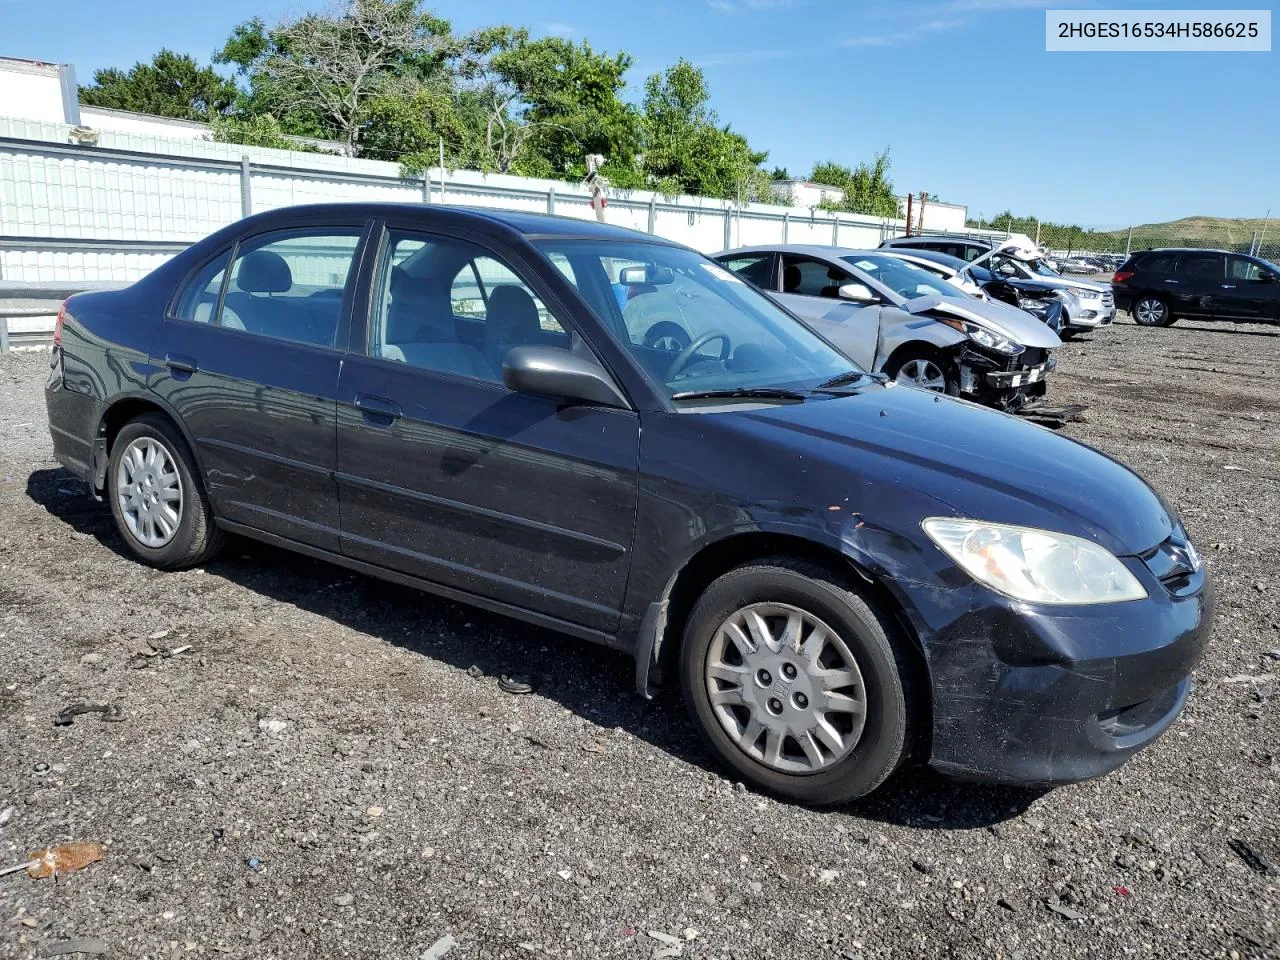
258;718;288;737
53;703;123;726
39;938;109;956
2;843;104;880
1228;838;1276;876
646;930;683;959
1045;898;1086;921
420;934;456;960
498;674;534;695
0;806;13;827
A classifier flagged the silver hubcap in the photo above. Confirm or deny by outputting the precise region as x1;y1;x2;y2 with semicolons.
116;437;183;548
705;602;866;774
894;358;947;392
1135;299;1165;324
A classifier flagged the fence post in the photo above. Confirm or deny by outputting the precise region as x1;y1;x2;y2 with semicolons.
647;197;657;234
0;317;9;354
547;187;555;216
239;156;252;217
832;217;839;246
421;176;432;204
723;206;732;249
1125;225;1133;256
782;212;790;243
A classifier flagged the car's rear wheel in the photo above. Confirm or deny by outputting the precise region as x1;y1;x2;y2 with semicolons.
1133;295;1175;327
680;558;914;804
644;321;691;353
108;413;224;569
884;348;959;395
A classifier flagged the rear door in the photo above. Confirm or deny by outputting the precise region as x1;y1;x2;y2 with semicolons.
334;222;640;633
1171;252;1225;317
774;253;879;368
151;221;369;551
1216;256;1280;321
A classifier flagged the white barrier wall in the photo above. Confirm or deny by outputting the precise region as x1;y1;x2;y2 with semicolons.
0;115;1008;284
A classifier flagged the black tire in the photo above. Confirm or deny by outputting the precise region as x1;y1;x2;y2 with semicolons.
1057;327;1076;341
883;346;960;396
643;321;691;352
107;413;225;570
1132;295;1176;327
680;558;915;805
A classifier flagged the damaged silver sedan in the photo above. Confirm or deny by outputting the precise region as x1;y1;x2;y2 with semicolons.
714;245;1061;410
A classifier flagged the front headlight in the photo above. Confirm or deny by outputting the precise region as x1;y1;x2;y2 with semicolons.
1016;296;1051;318
1069;287;1101;300
939;317;1022;355
922;518;1149;605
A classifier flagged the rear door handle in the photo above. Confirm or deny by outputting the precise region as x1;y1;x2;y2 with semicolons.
1221;284;1237;289
354;393;402;424
164;353;198;375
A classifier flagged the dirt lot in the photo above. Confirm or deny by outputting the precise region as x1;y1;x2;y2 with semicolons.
0;315;1277;960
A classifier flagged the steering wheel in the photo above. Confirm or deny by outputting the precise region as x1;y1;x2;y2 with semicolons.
665;329;732;381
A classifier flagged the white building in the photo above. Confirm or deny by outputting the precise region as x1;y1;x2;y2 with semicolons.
772;179;848;209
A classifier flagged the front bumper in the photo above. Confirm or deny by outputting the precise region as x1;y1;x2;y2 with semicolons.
923;558;1213;785
986;361;1052;390
959;346;1055;410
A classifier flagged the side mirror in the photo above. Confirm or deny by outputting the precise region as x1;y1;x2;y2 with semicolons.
503;345;629;408
838;282;876;303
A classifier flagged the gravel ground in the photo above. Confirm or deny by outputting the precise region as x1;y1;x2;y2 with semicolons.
0;315;1277;960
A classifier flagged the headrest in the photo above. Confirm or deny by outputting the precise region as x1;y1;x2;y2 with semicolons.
236;250;292;294
784;264;802;291
485;285;540;342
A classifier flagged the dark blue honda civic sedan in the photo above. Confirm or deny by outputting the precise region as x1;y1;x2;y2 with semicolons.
45;203;1212;804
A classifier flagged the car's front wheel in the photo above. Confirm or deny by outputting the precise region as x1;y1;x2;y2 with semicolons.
884;348;959;395
1133;295;1176;327
108;413;225;570
680;558;915;804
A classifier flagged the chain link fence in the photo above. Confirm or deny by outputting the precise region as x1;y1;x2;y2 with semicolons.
953;217;1280;276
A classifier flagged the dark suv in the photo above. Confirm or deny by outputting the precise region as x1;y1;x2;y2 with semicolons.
1113;248;1280;326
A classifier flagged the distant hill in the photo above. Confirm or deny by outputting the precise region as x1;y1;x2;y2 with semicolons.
1099;216;1274;245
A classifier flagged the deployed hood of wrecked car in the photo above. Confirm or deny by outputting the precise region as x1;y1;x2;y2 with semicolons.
904;294;1062;349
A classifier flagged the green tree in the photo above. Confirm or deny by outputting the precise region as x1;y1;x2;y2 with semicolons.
208;114;327;152
215;0;456;156
79;49;237;121
809;150;897;217
641;59;771;201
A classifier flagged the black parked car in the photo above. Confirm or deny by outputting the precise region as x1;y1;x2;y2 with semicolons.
1114;248;1280;326
46;204;1212;804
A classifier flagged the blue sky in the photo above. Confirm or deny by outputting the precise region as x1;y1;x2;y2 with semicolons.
5;0;1276;225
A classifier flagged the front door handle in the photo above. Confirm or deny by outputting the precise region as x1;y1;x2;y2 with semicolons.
164;353;198;376
354;393;402;425
1221;284;1237;289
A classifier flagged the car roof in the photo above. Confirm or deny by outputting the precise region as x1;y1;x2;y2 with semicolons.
233;202;663;243
718;244;883;260
884;235;994;247
878;248;970;270
1140;247;1235;255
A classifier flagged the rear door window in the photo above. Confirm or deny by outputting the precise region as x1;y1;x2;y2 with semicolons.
719;254;776;289
1136;252;1176;273
219;229;363;348
1177;253;1225;280
780;255;852;298
174;250;231;323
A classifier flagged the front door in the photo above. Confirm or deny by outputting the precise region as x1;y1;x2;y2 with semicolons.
1215;256;1280;321
773;254;879;369
334;226;640;633
150;224;368;551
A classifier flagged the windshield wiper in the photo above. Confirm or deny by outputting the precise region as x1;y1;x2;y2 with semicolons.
816;370;872;389
671;387;807;403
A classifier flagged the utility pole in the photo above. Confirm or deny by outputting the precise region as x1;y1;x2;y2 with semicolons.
585;153;608;224
917;192;928;233
438;139;446;204
905;194;914;237
1255;210;1271;257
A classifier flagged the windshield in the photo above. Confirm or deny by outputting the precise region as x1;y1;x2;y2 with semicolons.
841;254;956;300
532;239;856;397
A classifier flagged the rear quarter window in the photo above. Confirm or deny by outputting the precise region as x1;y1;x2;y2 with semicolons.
1135;253;1176;273
174;250;231;323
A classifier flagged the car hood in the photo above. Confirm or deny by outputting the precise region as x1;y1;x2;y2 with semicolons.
919;295;1062;349
737;384;1174;556
1014;275;1108;296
